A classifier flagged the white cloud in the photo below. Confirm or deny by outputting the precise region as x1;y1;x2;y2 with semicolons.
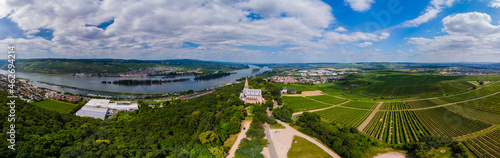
408;12;500;62
334;27;348;32
344;0;375;12
323;31;389;45
489;0;500;8
357;41;373;47
400;0;457;27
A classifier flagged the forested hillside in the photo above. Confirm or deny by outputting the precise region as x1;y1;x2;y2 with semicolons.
0;83;248;157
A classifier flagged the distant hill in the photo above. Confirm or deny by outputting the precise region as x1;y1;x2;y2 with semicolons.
1;58;248;74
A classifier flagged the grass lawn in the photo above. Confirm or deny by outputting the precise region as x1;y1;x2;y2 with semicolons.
307;95;346;105
31;99;79;114
271;82;314;94
287;136;332;158
428;146;452;158
269;123;285;129
282;96;330;112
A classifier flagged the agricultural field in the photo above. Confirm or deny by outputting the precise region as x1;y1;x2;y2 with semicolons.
314;106;371;127
445;94;500;124
463;129;500;158
306;95;346;105
363;111;429;144
352;74;476;99
271;82;313;94
414;107;492;138
282;96;330;112
31;99;80;114
380;102;410;110
440;82;500;103
339;101;378;110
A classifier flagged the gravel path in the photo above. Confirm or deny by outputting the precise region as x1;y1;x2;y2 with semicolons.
227;120;251;158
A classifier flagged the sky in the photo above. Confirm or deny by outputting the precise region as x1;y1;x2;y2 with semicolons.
0;0;499;63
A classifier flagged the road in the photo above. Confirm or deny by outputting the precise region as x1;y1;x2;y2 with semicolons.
264;123;279;158
227;120;251;158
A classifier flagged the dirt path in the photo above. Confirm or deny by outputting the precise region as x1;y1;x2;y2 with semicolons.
292;100;351;116
373;152;405;158
358;102;383;131
227;120;252;158
268;120;341;158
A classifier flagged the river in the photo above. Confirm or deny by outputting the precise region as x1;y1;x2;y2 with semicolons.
0;65;270;97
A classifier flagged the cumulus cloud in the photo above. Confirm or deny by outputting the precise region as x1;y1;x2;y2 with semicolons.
344;0;375;12
357;42;373;47
334;26;348;32
408;12;500;62
323;31;389;45
400;0;457;27
489;0;500;8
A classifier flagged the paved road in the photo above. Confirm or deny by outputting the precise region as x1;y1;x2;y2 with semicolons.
227;120;251;158
358;102;383;131
264;123;279;158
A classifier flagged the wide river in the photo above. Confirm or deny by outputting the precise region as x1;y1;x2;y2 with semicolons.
0;65;270;97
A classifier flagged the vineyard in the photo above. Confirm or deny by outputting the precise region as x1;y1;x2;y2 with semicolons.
339;101;378;110
314;107;371;127
363;110;429;144
306;95;346;105
282;96;330;112
463;129;500;158
445;93;500;124
414;107;492;138
379;102;410;110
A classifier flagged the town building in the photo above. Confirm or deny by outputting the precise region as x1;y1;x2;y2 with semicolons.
75;99;139;119
239;77;265;104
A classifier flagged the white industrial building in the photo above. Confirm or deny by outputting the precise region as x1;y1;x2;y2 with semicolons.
75;99;139;119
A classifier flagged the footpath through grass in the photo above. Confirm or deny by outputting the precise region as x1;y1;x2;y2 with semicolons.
31;99;79;114
287;136;333;158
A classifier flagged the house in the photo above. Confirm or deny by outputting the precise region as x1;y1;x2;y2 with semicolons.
280;87;287;94
289;88;297;94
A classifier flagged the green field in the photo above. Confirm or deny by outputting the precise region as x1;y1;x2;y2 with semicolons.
364;110;429;144
306;95;346;105
282;96;331;112
314;106;371;127
287;136;333;158
31;99;80;114
445;93;500;124
272;82;314;94
463;129;500;158
340;101;378;110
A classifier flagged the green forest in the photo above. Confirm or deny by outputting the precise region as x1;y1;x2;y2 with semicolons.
0;83;249;157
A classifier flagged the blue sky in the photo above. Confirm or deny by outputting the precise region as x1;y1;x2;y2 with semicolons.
0;0;500;63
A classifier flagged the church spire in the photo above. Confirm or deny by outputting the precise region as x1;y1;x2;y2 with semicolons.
244;76;249;89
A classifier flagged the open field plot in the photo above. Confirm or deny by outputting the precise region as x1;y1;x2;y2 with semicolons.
282;96;330;112
340;101;378;110
314;106;371;127
306;95;346;105
363;111;429;144
463;129;500;158
352;74;476;99
380;102;410;110
440;82;500;103
445;94;500;124
414;107;492;138
287;136;333;158
31;99;79;114
271;82;313;93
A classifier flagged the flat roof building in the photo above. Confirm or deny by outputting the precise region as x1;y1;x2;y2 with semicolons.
75;99;139;119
